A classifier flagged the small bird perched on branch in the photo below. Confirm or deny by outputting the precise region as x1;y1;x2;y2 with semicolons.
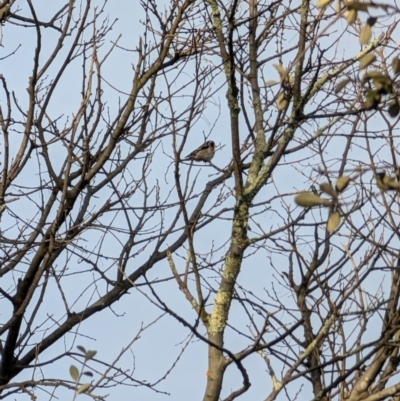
183;140;215;162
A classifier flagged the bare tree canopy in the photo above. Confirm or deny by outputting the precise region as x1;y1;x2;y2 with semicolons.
1;0;400;400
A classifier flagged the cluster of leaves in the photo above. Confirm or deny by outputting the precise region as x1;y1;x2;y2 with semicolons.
317;0;400;116
375;171;400;191
69;346;97;397
354;63;400;115
273;64;294;111
317;0;391;16
294;174;353;233
295;168;400;232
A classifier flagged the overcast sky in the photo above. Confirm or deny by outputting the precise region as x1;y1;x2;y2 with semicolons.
1;1;400;400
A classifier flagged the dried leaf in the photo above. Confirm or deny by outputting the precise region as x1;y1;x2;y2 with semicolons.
77;383;91;394
327;211;341;233
359;23;372;45
388;100;400;118
265;80;278;87
316;0;334;8
295;192;332;208
273;64;287;81
335;176;351;193
345;8;357;24
319;183;337;199
85;350;97;360
336;0;341;14
391;57;400;74
69;365;80;382
335;78;351;93
359;54;375;69
277;92;289;110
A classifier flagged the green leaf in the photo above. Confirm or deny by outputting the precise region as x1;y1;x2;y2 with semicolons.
359;23;372;45
327;211;341;233
85;350;97;360
363;70;385;80
77;383;91;394
69;365;80;382
76;345;86;354
316;0;333;8
345;8;357;24
335;78;351;93
392;57;400;74
294;192;332;208
335;176;351;193
319;183;337;199
359;54;375;69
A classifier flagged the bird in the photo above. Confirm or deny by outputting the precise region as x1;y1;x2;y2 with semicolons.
183;140;215;162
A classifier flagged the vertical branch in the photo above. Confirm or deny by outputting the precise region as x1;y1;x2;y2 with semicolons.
202;2;250;401
292;0;309;107
247;0;267;185
0;76;11;206
205;0;242;197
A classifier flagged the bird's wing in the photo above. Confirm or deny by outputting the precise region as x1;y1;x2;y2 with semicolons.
185;142;209;158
